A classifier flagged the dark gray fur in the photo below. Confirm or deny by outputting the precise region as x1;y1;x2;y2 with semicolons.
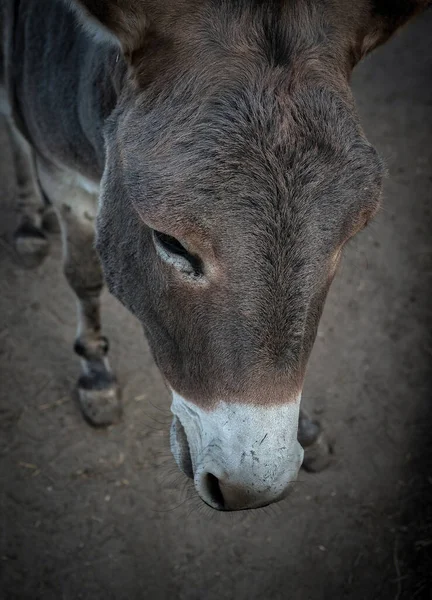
1;0;429;446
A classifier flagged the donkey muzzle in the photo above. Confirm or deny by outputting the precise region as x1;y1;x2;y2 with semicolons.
170;392;303;511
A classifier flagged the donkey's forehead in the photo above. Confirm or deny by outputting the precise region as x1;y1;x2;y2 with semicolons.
109;77;385;260
120;82;383;215
122;98;383;245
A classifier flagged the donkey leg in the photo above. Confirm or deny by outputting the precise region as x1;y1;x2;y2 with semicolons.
7;121;50;268
37;163;122;426
63;208;122;426
298;409;332;473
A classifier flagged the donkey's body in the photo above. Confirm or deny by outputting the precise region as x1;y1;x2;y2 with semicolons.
1;0;112;176
1;0;429;511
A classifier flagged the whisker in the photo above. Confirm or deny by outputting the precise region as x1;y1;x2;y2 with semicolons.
148;398;172;415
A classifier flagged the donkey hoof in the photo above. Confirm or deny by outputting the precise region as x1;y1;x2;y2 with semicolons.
302;432;333;473
298;417;321;448
42;206;61;234
77;376;122;427
14;223;50;268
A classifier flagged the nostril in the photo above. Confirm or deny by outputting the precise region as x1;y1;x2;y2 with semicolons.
202;472;225;509
170;417;193;478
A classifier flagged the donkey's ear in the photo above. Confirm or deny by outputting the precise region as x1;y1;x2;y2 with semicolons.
360;0;431;56
67;0;149;55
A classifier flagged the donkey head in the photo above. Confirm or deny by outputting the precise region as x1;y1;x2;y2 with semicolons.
71;0;429;510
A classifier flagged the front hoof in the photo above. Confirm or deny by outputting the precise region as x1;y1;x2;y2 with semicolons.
302;433;333;473
14;223;50;268
298;416;321;448
42;206;61;234
77;377;122;427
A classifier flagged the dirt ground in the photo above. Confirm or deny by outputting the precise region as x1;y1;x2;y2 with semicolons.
1;12;432;600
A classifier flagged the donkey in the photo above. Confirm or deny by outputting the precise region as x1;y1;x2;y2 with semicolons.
1;0;429;511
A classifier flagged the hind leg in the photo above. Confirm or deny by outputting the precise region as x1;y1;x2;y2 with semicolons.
7;120;50;268
37;160;122;426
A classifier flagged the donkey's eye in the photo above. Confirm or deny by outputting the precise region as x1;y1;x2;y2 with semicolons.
154;231;188;257
152;230;202;277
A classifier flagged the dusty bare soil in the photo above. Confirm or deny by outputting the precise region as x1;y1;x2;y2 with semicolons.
1;12;431;600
